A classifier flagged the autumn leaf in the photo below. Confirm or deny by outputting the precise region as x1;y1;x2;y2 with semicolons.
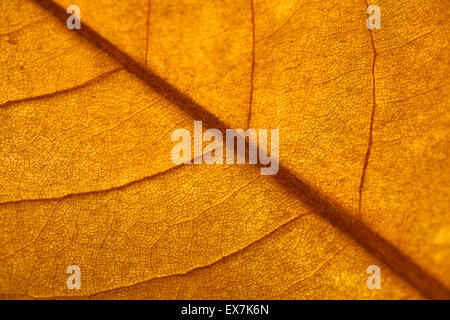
0;0;448;299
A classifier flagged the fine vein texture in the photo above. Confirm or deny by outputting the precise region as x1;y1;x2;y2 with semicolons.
0;0;448;299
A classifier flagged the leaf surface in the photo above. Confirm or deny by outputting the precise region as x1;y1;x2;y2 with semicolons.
50;0;450;294
0;0;448;299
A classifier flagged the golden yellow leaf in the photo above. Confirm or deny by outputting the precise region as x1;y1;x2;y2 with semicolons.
0;0;448;299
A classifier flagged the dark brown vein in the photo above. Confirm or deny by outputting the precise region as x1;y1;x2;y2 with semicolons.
6;213;310;299
0;67;124;109
0;152;206;206
247;0;256;129
89;213;310;299
0;18;46;38
0;164;181;206
29;0;450;299
145;0;151;67
359;1;378;215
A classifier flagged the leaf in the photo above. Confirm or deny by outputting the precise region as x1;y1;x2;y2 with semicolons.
0;0;448;299
49;0;450;296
